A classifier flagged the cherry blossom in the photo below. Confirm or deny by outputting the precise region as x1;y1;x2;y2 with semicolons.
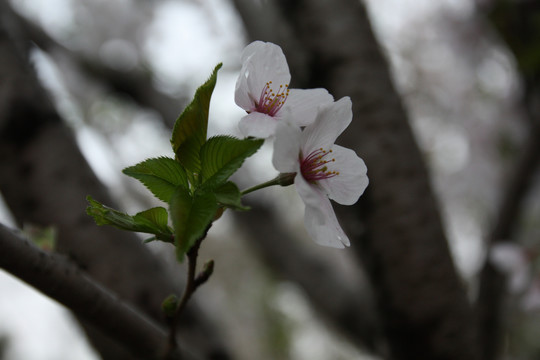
235;41;333;138
272;97;369;248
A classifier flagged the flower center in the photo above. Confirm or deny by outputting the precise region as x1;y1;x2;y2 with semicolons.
300;148;339;183
255;81;289;117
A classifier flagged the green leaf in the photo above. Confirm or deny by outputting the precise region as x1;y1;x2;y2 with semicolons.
123;157;189;203
86;196;173;242
133;207;171;237
171;63;222;173
200;136;264;189
169;188;219;260
214;182;249;211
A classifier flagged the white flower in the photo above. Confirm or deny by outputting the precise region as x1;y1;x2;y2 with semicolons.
235;41;333;138
272;97;369;248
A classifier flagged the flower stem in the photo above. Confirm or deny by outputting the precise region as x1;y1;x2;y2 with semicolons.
166;224;213;356
240;173;296;196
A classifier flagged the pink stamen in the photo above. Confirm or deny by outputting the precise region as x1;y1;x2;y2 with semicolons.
300;148;339;183
255;81;289;117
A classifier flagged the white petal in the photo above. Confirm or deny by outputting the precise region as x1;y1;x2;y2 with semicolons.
238;112;278;138
303;192;350;248
282;88;334;126
295;174;325;219
242;42;290;101
272;123;302;173
301;97;353;152
240;41;266;63
235;62;255;111
319;145;369;205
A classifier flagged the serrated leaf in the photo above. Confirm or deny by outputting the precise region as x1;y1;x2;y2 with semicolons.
133;207;171;237
86;196;173;242
170;188;219;260
214;182;249;211
123;157;188;203
171;63;222;173
200;136;264;189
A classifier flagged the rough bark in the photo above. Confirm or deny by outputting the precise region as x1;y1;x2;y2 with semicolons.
232;0;480;358
0;4;230;359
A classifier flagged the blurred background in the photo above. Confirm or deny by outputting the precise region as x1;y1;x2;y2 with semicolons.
0;0;539;359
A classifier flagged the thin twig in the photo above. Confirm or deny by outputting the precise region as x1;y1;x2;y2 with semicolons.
166;225;213;357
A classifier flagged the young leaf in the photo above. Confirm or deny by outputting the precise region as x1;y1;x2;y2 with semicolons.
162;294;179;317
171;63;222;173
123;157;189;203
200;136;264;189
133;207;171;237
169;188;219;260
86;196;173;242
214;182;249;211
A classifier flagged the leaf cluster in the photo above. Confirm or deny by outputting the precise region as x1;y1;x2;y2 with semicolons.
87;64;263;260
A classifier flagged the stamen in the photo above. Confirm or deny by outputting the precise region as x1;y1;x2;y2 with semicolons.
300;148;339;183
255;82;290;116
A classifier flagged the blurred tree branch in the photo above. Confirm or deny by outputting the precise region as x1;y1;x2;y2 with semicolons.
476;2;540;359
0;223;188;360
8;4;185;128
477;117;540;360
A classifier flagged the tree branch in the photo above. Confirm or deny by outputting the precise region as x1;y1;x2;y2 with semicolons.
0;223;192;360
474;4;540;358
9;4;186;128
476;120;540;360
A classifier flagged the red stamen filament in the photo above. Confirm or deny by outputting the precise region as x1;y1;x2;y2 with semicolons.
255;81;289;116
300;148;339;183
